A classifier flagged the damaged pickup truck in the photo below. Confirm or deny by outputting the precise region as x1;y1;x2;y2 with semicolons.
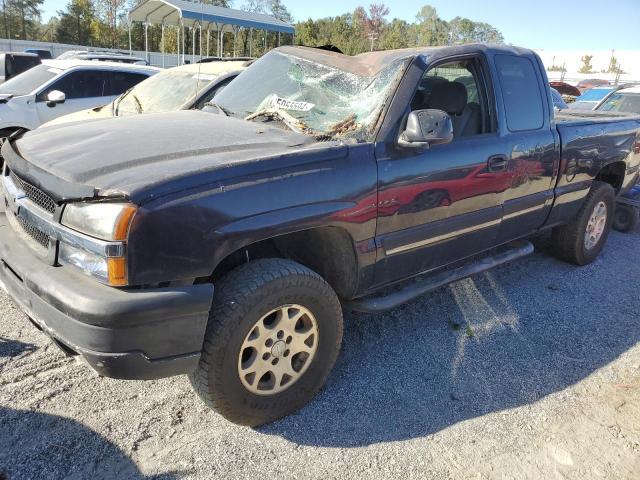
1;44;639;426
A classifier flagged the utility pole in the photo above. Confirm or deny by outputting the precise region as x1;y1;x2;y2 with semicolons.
615;64;622;85
2;0;9;40
368;32;377;52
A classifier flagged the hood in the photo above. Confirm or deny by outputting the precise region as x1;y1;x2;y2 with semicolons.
13;110;316;202
43;102;114;127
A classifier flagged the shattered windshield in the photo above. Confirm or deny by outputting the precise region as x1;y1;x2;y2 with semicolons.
117;70;217;115
212;50;409;141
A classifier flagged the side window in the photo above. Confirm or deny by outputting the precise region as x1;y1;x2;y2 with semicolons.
410;58;492;139
109;72;148;96
39;70;109;100
11;55;40;75
494;55;544;131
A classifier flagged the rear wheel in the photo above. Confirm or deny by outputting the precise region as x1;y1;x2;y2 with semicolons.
189;258;343;426
0;127;25;139
551;181;615;265
613;204;638;233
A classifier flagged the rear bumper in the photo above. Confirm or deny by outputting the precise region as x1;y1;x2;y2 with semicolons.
0;210;214;380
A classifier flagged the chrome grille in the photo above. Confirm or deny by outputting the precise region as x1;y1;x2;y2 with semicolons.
9;171;56;213
6;210;48;256
16;215;49;248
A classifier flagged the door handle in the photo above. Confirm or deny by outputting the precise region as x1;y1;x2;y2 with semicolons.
487;155;508;172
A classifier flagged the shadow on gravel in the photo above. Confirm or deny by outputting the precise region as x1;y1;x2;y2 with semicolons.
261;234;640;447
0;408;178;480
0;336;36;359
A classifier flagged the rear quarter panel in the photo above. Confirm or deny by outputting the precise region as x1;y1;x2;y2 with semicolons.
547;116;640;225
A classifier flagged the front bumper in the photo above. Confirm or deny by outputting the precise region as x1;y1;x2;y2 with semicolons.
0;209;214;380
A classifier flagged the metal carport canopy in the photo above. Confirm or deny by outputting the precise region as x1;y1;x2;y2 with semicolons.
128;0;295;34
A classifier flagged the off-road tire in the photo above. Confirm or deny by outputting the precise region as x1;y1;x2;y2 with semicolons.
189;258;343;426
613;204;638;233
551;181;615;265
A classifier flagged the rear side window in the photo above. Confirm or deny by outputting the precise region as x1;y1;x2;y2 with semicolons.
109;71;148;95
495;55;544;131
41;70;110;99
7;55;40;78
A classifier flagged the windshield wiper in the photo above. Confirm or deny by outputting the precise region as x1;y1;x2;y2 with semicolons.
246;109;358;141
245;109;309;134
205;102;231;117
114;87;133;116
132;94;143;113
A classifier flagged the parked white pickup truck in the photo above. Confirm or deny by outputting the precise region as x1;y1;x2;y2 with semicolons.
0;60;159;137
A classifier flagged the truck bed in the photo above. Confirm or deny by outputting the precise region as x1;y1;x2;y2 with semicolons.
553;110;640;211
555;110;640;125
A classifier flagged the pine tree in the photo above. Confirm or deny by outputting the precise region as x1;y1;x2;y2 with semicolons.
578;54;594;74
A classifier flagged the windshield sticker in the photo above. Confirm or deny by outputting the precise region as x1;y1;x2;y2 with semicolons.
272;95;315;112
192;74;217;81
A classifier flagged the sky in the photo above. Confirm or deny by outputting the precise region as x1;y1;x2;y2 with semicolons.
40;0;640;51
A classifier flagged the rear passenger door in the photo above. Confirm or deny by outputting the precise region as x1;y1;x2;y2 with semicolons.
492;54;558;241
35;69;111;124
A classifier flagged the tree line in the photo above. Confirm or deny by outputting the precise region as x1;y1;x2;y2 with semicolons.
296;4;504;55
0;0;505;56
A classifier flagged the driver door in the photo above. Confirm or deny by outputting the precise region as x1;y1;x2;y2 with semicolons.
374;56;512;285
35;69;111;125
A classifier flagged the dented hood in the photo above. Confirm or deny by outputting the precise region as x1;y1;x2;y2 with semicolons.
9;110;314;202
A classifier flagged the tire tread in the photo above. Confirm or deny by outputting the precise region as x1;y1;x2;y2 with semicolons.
551;181;615;265
189;258;343;426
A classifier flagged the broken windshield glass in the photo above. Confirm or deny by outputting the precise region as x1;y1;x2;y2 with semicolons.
212;50;410;141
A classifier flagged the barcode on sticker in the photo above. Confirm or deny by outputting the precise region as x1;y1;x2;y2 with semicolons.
272;95;314;112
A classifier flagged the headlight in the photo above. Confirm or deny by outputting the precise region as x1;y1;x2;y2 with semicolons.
59;202;136;286
59;243;110;282
62;202;136;241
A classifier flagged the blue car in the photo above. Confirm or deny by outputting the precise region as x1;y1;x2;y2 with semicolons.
568;86;616;110
550;87;568;111
24;48;52;60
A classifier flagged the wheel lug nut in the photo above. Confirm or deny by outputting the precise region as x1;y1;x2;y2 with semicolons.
262;353;270;360
272;358;279;365
284;350;289;357
265;339;273;347
277;330;284;339
286;336;292;344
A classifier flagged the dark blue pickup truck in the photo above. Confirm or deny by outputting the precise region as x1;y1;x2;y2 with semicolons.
1;44;639;426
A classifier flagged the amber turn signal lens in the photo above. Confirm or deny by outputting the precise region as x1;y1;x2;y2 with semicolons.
113;205;137;241
107;257;127;286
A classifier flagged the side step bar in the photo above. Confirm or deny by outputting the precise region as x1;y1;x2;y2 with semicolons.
345;240;534;313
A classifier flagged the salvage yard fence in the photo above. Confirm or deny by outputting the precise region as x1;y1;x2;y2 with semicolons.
2;38;639;82
0;38;192;68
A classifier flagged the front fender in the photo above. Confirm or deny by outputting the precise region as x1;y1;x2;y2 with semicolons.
208;201;358;268
126;144;379;285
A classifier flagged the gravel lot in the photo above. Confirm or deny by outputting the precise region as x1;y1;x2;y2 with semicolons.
1;229;639;479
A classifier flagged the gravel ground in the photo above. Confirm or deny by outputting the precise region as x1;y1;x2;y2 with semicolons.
1;229;639;480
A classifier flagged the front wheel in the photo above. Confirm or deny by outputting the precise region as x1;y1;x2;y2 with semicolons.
551;181;615;265
189;258;343;426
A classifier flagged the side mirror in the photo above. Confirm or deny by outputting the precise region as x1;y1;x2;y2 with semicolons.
398;109;453;148
46;90;65;108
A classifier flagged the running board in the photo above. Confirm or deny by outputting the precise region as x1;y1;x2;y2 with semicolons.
345;240;534;313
